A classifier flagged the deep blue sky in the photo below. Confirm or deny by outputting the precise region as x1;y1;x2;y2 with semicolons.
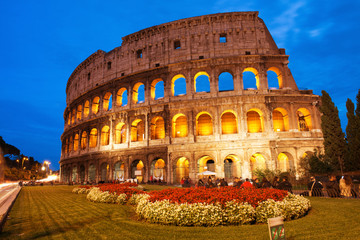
1;1;359;170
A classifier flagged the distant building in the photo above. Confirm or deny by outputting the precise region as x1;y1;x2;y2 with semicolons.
60;12;323;184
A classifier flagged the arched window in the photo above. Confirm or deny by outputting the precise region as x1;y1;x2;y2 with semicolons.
218;72;234;92
277;152;294;172
131;119;144;142
101;126;110;145
115;123;126;144
67;114;70;125
103;92;112;111
88;164;96;182
221;111;238;134
71;109;75;124
175;157;189;183
250;153;266;171
150;159;165;180
69;136;73;152
151;79;164;100
89;128;98;148
151;117;165;139
74;134;79;151
133;82;145;104
194;71;210;93
243;67;259;90
65;138;68;153
247;110;263;133
267;67;283;89
131;160;144;182
196;112;213;136
297;108;312;131
77;105;82;120
81;131;87;150
273;108;289;132
116;88;128;106
113;162;125;180
92;97;100;114
198;156;215;173
172;114;188;138
84;100;90;117
171;74;187;96
224;155;241;179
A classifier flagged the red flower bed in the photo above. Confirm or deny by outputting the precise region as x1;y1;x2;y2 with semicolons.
148;187;288;207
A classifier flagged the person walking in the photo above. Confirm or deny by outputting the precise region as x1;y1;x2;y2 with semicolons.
340;175;353;197
308;176;323;196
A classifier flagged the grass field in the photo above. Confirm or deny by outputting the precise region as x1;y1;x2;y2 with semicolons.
0;185;359;240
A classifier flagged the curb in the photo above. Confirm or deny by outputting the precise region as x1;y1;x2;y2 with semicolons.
0;186;22;233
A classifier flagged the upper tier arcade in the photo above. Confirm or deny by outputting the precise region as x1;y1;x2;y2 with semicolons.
65;12;296;104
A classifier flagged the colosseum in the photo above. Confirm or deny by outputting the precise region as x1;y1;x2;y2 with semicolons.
60;11;323;184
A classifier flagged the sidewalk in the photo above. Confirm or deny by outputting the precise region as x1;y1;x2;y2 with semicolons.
0;185;21;232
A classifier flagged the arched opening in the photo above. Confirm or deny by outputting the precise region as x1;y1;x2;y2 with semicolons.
67;114;70;125
297;108;312;131
151;116;165;139
150;158;165;181
74;134;79;151
273;108;289;132
198;156;215;173
196;112;213;136
81;131;87;150
277;152;295;172
250;153;266;172
103;92;112;111
221;111;238;134
71;109;75;124
247;109;263;133
100;162;109;182
267;67;283;89
77;105;82;120
72;166;77;182
194;71;210;93
92;97;100;114
116;88;128;107
224;155;241;180
243;67;259;90
131;119;144;142
150;79;164;100
101;126;110;146
172;114;188;138
175;157;189;183
79;165;85;183
113;162;125;180
132;82;145;104
218;72;234;92
171;74;187;96
89;128;98;148
131;160;144;182
69;136;73;152
88;164;96;182
115;123;126;144
84;100;90;117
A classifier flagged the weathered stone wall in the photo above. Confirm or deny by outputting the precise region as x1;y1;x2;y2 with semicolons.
60;12;323;184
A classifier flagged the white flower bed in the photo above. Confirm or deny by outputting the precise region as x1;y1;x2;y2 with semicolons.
136;193;310;226
86;187;127;204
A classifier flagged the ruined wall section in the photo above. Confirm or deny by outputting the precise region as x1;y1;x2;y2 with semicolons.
66;12;294;105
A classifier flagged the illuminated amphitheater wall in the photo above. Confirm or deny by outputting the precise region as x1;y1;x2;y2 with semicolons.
60;12;323;184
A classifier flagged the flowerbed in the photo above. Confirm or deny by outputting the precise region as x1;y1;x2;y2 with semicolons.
72;184;311;226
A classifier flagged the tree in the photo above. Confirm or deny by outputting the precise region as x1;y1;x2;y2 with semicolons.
319;90;346;173
345;98;360;171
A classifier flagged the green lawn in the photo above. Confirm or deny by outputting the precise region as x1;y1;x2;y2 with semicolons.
1;185;359;240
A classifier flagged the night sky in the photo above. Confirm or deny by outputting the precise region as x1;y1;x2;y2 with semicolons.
1;1;359;170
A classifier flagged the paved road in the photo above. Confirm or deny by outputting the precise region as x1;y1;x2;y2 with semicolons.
0;183;19;209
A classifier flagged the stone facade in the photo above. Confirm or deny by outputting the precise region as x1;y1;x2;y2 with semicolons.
60;12;323;184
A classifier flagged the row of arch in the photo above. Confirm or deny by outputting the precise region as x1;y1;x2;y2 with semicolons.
62;107;313;154
66;67;285;126
61;151;301;184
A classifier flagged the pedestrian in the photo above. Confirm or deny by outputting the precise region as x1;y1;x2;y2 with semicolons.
308;176;323;196
277;176;293;193
325;175;340;197
339;175;353;197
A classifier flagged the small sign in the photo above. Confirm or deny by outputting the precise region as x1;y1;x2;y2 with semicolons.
134;170;142;176
268;217;285;240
